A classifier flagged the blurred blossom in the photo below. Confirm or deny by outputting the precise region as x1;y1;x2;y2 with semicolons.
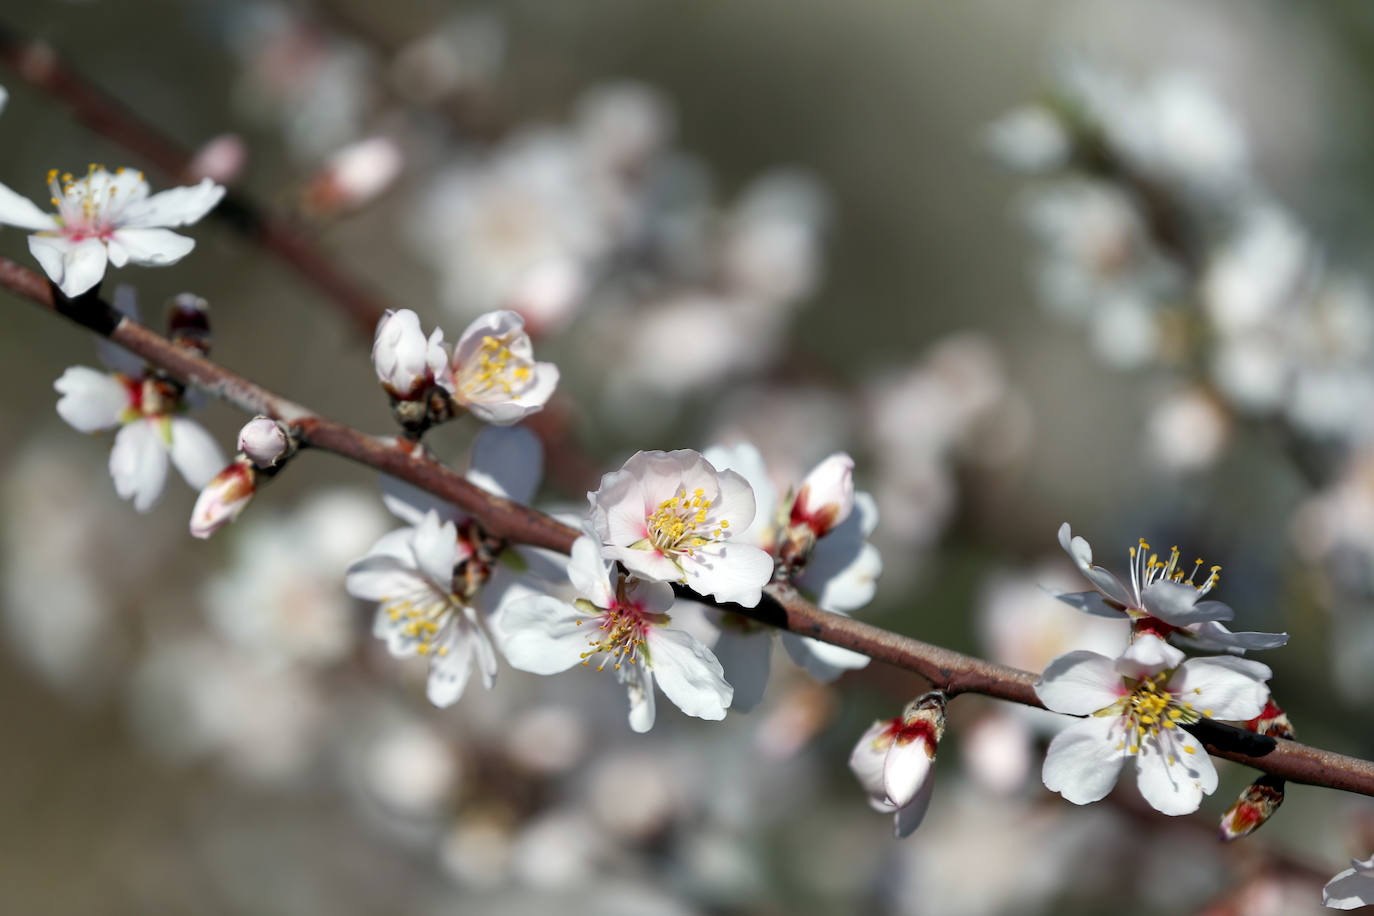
510;809;607;889
504;705;589;775
575;82;675;178
390;12;506;105
439;812;515;889
719;169;829;307
186;133;249;184
1146;386;1230;472
128;637;324;785
982;104;1070;173
588;750;683;842
203;489;388;668
228;2;375;159
1202;205;1313;335
959;710;1035;796
977;562;1127;675
303;136;405;215
707;384;855;485
360;719;459;819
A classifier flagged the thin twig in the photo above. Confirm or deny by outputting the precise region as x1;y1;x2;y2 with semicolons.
5;255;1374;800
0;22;388;336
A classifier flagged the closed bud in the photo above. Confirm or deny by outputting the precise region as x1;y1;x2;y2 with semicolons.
237;416;293;469
187;133;249;185
189;458;256;539
167;293;211;354
303;136;404;215
789;452;855;537
372;309;450;401
1219;774;1285;842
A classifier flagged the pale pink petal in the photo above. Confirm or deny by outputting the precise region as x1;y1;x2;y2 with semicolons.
604;545;682;583
779;631;870;681
1166;656;1271;721
107;228;196;266
567;535;615;608
411;511;459;587
624;664;656;733
30;235;108;298
702;441;777;543
1324;858;1374;910
1116;633;1185;680
883;731;935;808
1141;581;1235;625
848;719;893;798
168;417;226;488
467;424;543;503
893;775;935;838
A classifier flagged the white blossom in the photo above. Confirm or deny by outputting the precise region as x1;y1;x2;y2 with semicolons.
0;166;223;297
448;309;559;424
1324;854;1374;910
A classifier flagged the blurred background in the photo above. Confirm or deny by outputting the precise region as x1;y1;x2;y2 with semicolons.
2;0;1374;913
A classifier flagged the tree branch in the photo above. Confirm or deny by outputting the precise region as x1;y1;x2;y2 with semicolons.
0;22;388;337
5;254;1374;800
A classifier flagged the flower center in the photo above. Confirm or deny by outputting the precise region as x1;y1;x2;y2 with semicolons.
1127;538;1221;609
1101;671;1212;759
457;333;532;398
47;164;139;239
646;487;729;555
380;586;460;657
575;598;661;673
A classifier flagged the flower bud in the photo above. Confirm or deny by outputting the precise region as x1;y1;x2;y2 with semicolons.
187;133;249;185
789;452;854;537
190;458;256;539
372;309;449;401
167;293;211;354
883;690;947;808
1219;774;1285;842
303;136;404;215
237;416;293;469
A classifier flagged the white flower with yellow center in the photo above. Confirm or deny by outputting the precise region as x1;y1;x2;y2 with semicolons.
499;534;732;732
0;165;224;297
1056;522;1287;654
589;449;775;607
1035;634;1271;815
447;309;558;425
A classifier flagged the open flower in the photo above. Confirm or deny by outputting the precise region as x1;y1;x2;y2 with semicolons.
848;692;945;837
686;442;876;710
54;365;224;512
345;425;556;707
448;309;558;425
589;449;774;607
1055;522;1287;654
499;533;732;732
1324;854;1374;910
0;166;224;297
1035;634;1271;815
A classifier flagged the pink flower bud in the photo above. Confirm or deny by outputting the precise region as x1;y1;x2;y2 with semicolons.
789;452;854;537
190;459;256;539
303;136;404;215
187;133;249;185
238;416;292;468
372;309;449;400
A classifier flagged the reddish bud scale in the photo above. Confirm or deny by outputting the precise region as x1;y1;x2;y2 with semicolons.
1245;698;1295;741
1218;774;1285;842
1130;617;1178;641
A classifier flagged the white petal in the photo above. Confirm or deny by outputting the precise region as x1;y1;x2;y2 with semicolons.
1142;582;1235;625
498;595;588;674
1035;650;1125;715
604;545;682;583
1057;522;1133;605
883;732;935;808
681;542;774;607
702;441;777;543
168;417;226;488
779;630;869;681
344;554;418;602
54;366;128;432
645;625;732;721
30;235;108;298
1053;589;1125;618
110;419;169;512
893;775;936;838
1167;655;1271;721
589;465;650;546
96;285;147;376
1116;634;1185;679
411;511;460;587
107;227;195;267
1176;621;1288;653
0;182;58;231
1041;714;1127;805
467;424;543;503
118;177;225;227
848;719;893;797
1324;864;1374;910
426;622;476;707
1133;728;1214;816
709;626;773;712
625;665;657;733
567;535;615;608
800;541;881;613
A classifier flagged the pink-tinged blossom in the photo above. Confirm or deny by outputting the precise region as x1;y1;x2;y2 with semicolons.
789;452;855;539
1035;634;1271;815
372;309;450;401
1055;522;1287;654
849;692;946;837
190;458;256;539
303;136;403;215
448;309;558;425
500;534;732;732
689;442;876;710
588;449;774;608
0;166;224;297
54;365;224;512
1324;854;1374;910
